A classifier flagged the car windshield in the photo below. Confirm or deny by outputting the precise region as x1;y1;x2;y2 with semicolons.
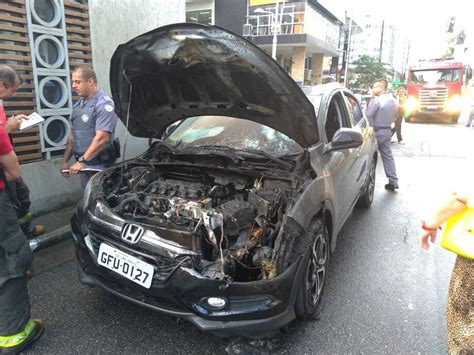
164;116;303;156
410;69;461;84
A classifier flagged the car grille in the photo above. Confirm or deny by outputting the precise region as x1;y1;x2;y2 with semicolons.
89;230;189;285
419;88;448;110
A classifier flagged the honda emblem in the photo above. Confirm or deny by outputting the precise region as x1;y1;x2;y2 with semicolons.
121;223;145;244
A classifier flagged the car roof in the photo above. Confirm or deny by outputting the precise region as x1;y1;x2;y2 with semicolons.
300;83;346;96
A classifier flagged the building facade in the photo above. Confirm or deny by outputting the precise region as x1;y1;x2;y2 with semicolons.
186;0;343;85
349;14;410;81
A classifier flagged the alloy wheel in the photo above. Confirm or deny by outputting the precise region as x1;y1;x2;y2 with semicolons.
306;231;328;306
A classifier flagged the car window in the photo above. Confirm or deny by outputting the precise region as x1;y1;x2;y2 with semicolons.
343;93;364;125
164;115;303;156
303;94;322;144
325;96;343;142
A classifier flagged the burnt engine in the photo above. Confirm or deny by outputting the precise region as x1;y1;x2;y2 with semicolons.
101;165;291;282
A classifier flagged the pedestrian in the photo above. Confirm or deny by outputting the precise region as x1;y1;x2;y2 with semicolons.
0;124;44;353
60;64;118;188
418;191;474;353
465;100;474;128
0;65;44;239
366;78;400;191
391;86;406;144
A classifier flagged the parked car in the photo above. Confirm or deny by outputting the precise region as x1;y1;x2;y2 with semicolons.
71;23;378;339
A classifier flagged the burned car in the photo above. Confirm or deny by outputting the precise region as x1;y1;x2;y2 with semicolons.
71;24;377;338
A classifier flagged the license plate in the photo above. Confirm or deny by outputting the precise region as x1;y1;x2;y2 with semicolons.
426;105;438;110
98;243;154;289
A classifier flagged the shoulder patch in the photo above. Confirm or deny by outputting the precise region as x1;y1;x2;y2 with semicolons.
104;104;114;112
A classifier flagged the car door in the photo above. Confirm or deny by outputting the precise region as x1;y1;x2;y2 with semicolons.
341;92;372;200
321;91;360;228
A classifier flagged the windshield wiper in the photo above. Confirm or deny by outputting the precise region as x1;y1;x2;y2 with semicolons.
182;144;242;164
238;148;293;170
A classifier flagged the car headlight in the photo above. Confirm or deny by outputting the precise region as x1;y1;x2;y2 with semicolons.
405;95;419;112
446;94;462;112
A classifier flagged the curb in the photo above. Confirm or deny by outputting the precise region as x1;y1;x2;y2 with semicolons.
29;225;72;253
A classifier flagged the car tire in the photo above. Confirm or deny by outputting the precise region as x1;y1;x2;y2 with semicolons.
356;157;376;208
294;219;329;320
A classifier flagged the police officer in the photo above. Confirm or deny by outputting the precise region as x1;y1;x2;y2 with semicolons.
0;125;44;353
60;65;118;187
366;78;400;191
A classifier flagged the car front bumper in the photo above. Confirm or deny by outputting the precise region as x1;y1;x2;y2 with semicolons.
71;212;304;338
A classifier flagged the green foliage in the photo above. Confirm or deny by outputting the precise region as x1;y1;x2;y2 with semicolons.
350;55;388;88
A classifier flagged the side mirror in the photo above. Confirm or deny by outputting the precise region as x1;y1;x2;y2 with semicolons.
326;128;363;152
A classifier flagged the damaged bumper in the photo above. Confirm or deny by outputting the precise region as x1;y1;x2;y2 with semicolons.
71;213;303;338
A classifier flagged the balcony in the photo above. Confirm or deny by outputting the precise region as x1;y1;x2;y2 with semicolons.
245;1;339;49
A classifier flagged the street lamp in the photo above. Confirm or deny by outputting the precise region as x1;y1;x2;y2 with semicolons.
255;3;281;60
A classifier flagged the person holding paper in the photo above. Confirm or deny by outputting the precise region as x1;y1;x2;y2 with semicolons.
0;65;44;239
60;65;118;188
0;124;45;353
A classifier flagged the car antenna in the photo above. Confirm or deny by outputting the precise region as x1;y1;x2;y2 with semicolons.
121;69;133;185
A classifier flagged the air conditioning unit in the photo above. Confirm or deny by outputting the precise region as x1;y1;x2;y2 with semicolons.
304;69;312;81
243;24;253;37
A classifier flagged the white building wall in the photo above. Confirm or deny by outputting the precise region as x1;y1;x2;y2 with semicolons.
350;14;407;76
89;0;186;160
305;5;339;48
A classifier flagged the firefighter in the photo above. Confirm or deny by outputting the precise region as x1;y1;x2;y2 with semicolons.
0;124;44;353
0;65;45;239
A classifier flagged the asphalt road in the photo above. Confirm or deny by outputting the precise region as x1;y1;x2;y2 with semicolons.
25;119;473;354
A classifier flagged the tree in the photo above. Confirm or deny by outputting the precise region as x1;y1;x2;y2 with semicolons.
350;55;388;88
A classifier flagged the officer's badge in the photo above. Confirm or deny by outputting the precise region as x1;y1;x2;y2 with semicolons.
104;104;114;112
81;114;89;122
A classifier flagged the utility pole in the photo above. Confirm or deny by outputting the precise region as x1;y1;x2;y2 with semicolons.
271;1;279;60
378;20;384;62
344;15;353;87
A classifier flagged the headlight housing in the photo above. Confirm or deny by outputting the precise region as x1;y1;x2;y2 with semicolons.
405;95;419;112
446;94;462;112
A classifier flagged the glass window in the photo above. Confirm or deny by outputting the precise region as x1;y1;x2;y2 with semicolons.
409;69;461;84
34;0;55;22
165;116;303;156
38;38;59;65
43;81;62;104
343;93;365;126
186;10;212;25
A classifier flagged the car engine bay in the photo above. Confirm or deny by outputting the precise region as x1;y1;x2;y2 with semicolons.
99;163;301;282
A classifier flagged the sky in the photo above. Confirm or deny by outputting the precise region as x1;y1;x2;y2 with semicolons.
319;0;473;63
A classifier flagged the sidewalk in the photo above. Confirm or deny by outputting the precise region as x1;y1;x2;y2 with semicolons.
29;204;76;253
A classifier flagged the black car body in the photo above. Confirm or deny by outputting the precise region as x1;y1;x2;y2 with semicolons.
71;23;378;339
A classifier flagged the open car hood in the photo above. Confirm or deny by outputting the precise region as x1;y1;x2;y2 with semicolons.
110;23;318;148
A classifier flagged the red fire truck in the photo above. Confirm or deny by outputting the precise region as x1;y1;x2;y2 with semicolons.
405;59;471;123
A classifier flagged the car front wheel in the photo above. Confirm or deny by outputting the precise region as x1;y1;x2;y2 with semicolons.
357;157;376;208
295;219;329;320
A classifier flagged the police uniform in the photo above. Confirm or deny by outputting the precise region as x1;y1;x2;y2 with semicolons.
70;89;118;186
366;92;400;187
